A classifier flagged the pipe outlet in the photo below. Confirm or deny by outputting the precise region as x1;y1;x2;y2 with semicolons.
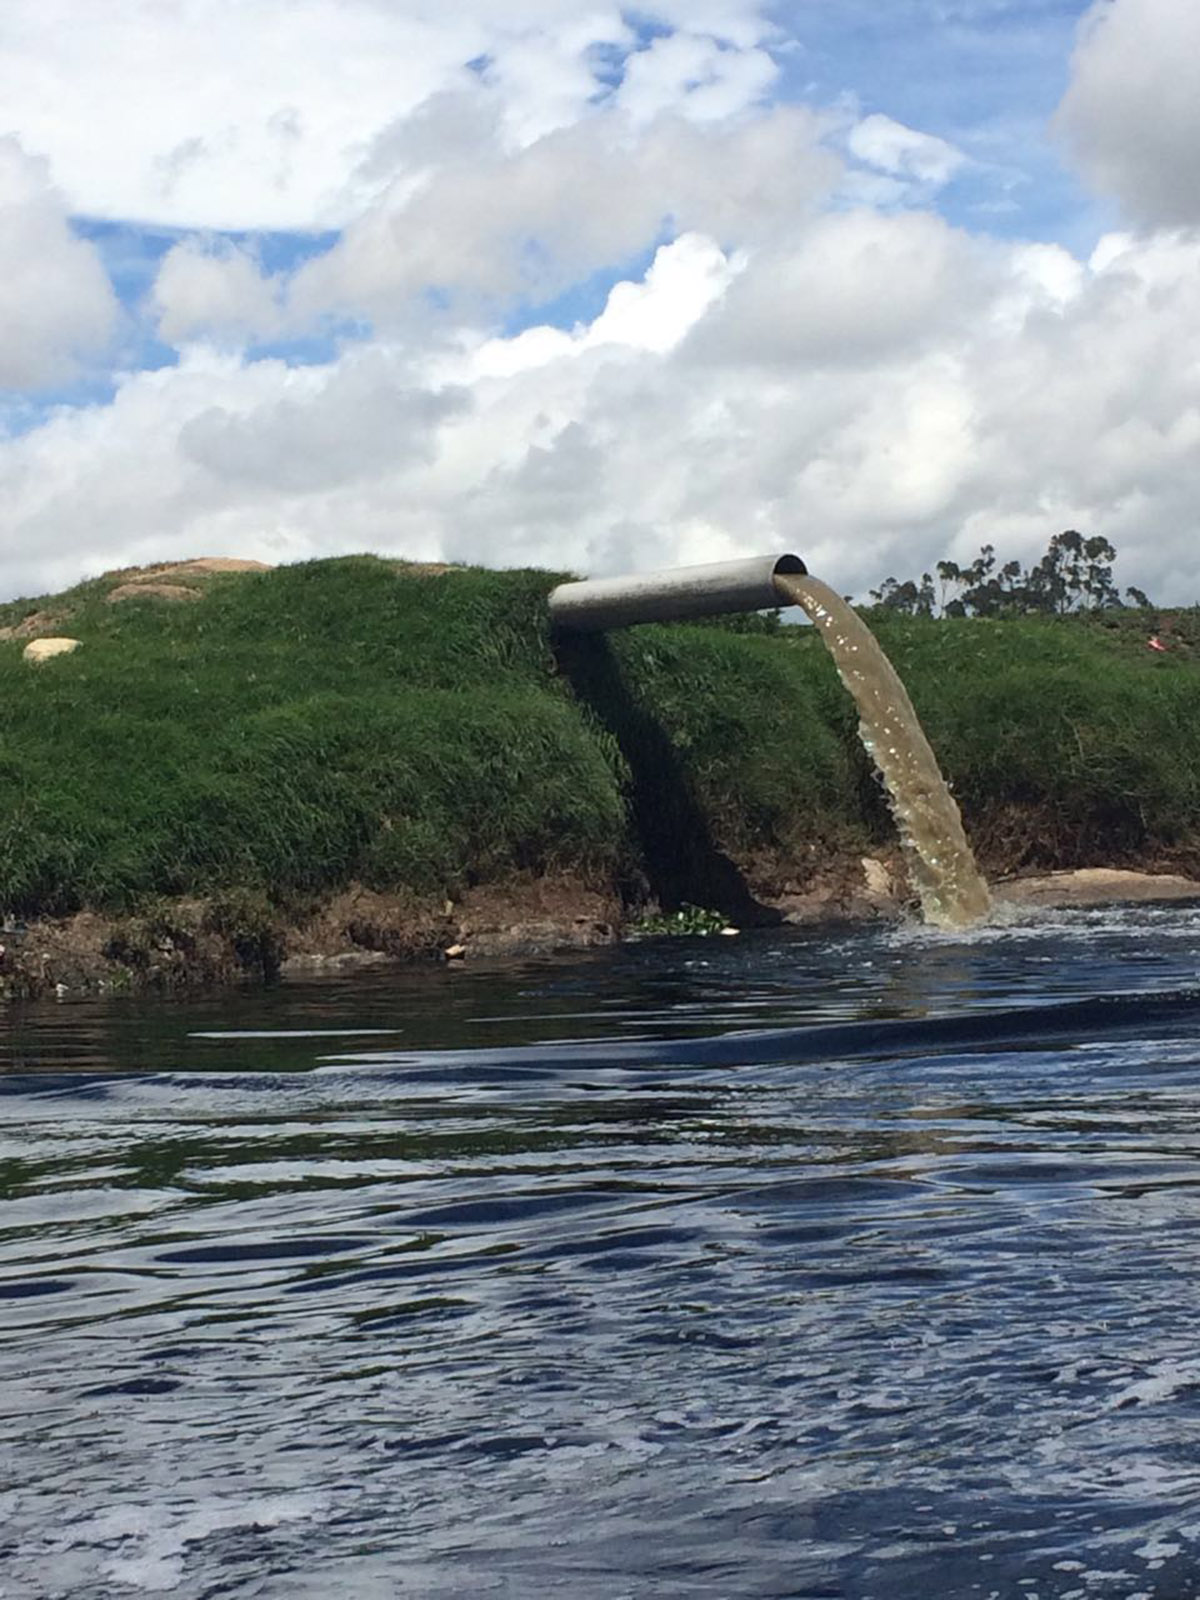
548;553;807;633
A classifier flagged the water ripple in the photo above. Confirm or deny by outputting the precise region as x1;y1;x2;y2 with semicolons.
4;913;1200;1595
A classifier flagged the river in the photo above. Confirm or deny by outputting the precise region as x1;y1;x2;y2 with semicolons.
5;905;1200;1597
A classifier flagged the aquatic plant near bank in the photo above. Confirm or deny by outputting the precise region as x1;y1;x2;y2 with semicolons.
630;904;731;938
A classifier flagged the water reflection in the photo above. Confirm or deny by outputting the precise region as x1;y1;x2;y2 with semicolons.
3;907;1200;1596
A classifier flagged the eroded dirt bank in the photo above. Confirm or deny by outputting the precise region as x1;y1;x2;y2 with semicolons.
5;859;1200;1004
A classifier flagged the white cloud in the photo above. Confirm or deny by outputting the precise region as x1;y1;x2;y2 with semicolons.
848;113;966;188
0;0;778;231
6;219;1200;605
177;349;466;493
633;0;774;51
688;209;991;368
463;232;740;376
1056;0;1200;226
0;0;471;231
615;32;779;125
584;233;742;353
153;241;283;347
137;68;830;348
472;10;634;147
282;105;835;329
0;138;117;389
0;347;462;598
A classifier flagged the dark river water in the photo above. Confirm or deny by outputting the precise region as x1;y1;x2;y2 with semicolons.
6;905;1200;1598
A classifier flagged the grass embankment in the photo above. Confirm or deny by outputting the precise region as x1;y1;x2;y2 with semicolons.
2;559;622;914
845;609;1200;872
0;556;856;910
2;555;1199;993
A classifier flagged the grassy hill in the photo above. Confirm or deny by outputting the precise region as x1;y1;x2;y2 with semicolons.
2;554;1199;992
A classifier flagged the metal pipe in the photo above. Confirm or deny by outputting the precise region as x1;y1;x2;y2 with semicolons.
547;553;807;633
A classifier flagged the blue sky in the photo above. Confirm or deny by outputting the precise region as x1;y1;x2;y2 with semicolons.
2;0;1200;604
778;0;1109;242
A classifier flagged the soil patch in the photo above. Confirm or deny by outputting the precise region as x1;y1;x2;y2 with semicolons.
0;609;63;642
103;557;272;583
106;582;202;604
0;876;623;1002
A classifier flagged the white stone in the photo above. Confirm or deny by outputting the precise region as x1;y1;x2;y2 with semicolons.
23;636;82;664
861;856;894;896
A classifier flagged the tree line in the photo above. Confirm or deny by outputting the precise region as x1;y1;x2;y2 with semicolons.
868;530;1152;618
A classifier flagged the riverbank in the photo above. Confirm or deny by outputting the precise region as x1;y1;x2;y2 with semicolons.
5;861;1200;1003
4;554;1200;1000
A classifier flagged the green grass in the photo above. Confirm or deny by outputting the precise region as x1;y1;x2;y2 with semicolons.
605;624;861;857
0;558;624;913
3;557;1200;920
826;611;1200;871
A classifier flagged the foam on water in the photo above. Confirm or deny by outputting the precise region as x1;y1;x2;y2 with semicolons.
877;899;1200;951
35;1493;329;1595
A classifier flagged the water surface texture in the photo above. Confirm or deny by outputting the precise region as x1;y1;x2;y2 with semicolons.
5;906;1200;1597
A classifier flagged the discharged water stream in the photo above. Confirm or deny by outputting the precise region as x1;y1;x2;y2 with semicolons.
775;573;992;928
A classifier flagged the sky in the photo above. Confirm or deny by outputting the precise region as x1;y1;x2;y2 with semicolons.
2;0;1200;603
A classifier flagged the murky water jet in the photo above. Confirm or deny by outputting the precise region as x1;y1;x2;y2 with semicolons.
774;572;991;929
548;553;991;929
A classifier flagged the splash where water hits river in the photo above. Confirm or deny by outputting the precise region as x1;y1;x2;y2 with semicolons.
5;905;1200;1597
